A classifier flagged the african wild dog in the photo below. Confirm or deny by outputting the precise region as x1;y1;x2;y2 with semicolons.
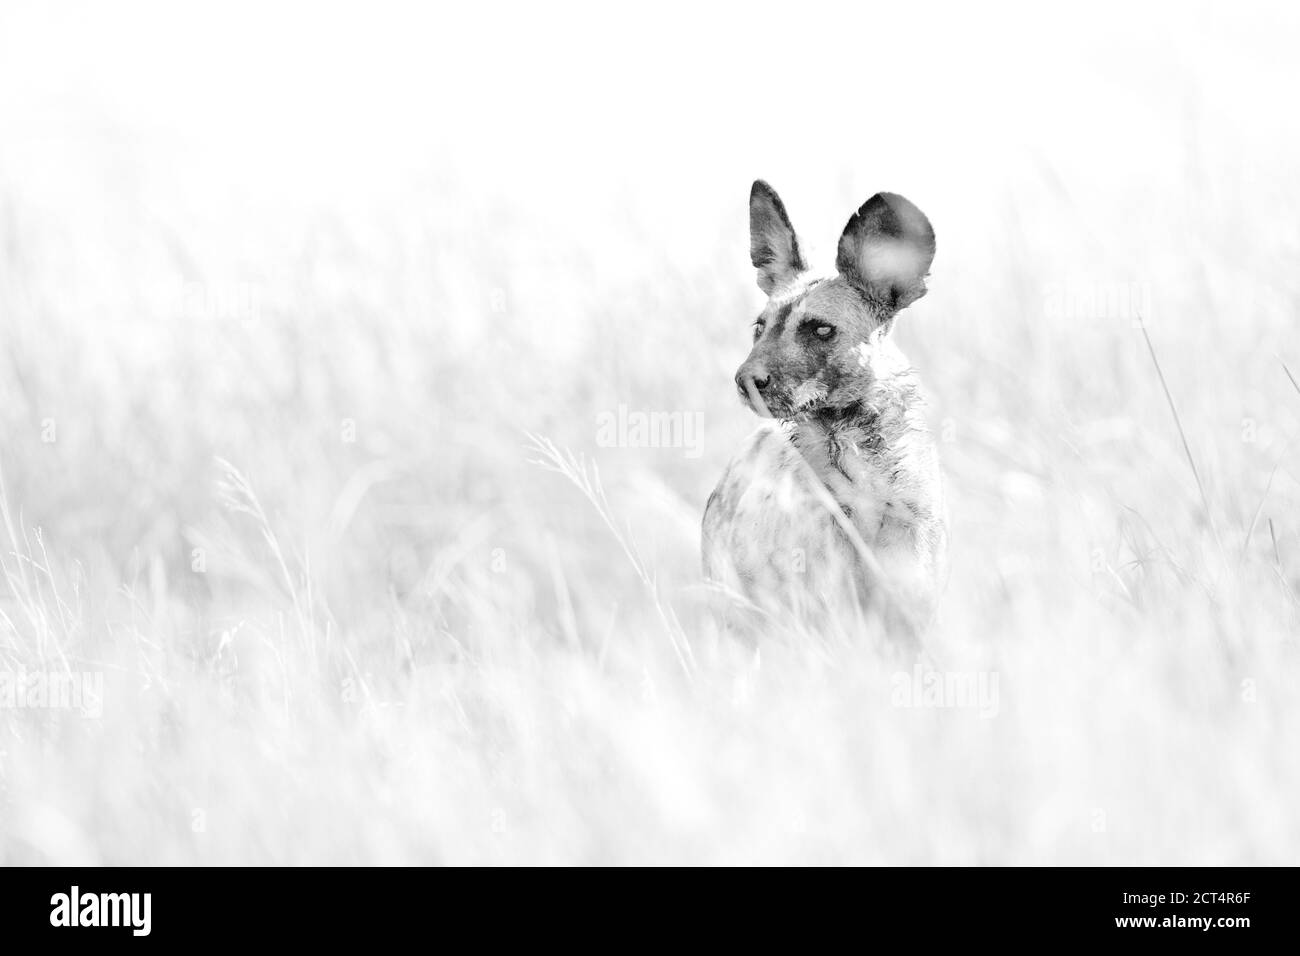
701;181;946;636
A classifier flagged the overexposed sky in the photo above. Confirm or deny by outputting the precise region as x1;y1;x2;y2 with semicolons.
3;1;1297;210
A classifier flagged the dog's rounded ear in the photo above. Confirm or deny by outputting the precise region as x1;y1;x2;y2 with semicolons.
836;193;935;311
749;180;807;294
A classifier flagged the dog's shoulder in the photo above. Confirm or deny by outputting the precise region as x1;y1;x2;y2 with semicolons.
703;422;800;519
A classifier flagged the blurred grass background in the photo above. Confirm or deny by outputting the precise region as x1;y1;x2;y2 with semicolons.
0;0;1298;863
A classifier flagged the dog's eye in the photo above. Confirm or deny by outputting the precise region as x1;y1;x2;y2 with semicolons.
814;325;835;339
752;322;765;341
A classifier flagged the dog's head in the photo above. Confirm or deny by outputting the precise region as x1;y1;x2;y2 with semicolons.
736;180;935;420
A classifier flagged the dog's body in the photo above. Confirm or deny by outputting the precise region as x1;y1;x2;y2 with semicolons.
701;182;946;633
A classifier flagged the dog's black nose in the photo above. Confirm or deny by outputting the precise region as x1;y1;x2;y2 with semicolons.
736;363;771;395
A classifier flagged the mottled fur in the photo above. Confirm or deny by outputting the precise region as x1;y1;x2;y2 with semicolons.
702;182;947;637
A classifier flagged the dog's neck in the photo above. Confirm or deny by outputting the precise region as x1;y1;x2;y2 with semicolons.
787;370;927;475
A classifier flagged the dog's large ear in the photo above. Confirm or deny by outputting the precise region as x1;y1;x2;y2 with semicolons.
749;180;807;294
836;192;935;311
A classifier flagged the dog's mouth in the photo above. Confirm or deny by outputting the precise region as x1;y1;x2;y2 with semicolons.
739;380;838;422
739;383;865;425
740;386;810;422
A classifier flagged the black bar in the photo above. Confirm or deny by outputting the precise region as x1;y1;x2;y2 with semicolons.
0;866;1291;944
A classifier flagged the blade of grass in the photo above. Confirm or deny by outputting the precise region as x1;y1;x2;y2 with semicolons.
1138;316;1224;562
1282;361;1300;398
